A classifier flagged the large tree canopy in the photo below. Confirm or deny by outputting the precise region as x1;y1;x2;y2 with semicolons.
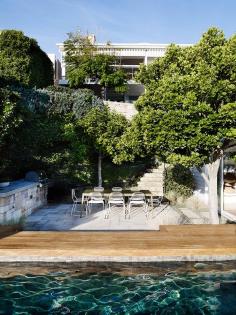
0;30;53;88
64;31;127;94
114;28;236;224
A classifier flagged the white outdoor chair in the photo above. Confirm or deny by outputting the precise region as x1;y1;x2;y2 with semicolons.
105;192;125;219
127;192;148;219
112;187;122;192
71;188;83;216
148;195;163;218
87;191;105;214
94;186;104;192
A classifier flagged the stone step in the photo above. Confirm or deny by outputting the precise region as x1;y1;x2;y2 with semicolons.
146;171;164;175
141;173;164;178
137;180;163;186
138;177;163;183
130;187;163;194
147;167;165;172
130;166;165;194
133;184;163;190
136;188;163;193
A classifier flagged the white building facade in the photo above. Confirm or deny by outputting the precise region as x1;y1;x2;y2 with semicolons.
56;41;190;101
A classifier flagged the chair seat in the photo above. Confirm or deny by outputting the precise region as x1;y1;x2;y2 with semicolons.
88;200;104;204
129;200;145;205
109;200;124;204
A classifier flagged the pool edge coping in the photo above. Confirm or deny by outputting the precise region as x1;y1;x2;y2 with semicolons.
0;255;236;263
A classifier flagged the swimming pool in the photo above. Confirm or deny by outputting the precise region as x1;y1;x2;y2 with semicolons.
0;262;235;314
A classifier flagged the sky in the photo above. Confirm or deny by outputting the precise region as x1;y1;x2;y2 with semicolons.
0;0;236;56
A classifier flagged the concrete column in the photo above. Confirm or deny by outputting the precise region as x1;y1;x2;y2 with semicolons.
144;55;148;65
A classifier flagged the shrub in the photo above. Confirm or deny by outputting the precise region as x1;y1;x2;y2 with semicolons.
164;164;195;198
0;30;53;88
0;85;104;186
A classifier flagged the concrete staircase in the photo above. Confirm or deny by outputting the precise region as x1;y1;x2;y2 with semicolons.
130;164;165;196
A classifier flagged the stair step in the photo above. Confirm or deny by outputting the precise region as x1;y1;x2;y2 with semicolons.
141;173;163;178
130;187;163;194
143;169;164;173
134;184;163;189
138;177;163;183
137;181;163;186
147;168;165;173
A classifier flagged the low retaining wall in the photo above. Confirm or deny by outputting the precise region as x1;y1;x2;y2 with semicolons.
107;101;138;120
0;180;47;223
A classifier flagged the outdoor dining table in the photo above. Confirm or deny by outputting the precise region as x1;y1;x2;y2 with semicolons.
81;189;154;207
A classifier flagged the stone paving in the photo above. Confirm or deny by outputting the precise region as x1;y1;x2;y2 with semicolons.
24;203;164;231
23;203;211;231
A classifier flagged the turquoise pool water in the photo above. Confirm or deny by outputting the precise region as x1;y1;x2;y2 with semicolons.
0;263;236;314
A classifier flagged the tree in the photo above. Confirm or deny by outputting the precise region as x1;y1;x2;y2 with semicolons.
15;86;103;182
114;28;236;224
64;30;128;185
64;30;127;97
0;30;53;88
0;85;104;185
80;106;129;186
0;89;21;145
0;88;24;179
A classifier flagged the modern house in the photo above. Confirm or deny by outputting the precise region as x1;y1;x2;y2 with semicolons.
56;38;190;101
47;53;62;85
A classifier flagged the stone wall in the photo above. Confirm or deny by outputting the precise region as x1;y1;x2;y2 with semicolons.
0;180;47;224
107;101;138;120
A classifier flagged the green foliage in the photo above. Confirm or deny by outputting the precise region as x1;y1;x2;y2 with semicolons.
42;86;104;118
0;30;53;88
64;30;127;92
0;85;105;185
164;165;195;198
80;105;129;156
0;88;22;147
12;85;103;118
0;88;26;179
102;160;148;187
115;28;236;167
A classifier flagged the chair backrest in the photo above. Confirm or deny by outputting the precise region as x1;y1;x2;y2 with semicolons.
72;188;80;202
130;192;145;201
112;187;122;192
89;191;103;201
153;196;163;205
94;186;104;192
109;192;124;201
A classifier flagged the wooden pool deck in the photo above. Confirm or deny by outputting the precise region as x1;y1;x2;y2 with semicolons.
0;225;235;262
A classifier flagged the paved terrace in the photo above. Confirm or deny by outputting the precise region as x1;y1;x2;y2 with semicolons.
0;225;235;262
23;203;210;231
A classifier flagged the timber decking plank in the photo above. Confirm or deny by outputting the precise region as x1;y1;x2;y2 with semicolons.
0;225;235;260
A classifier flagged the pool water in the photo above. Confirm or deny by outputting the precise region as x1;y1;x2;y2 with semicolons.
0;263;236;314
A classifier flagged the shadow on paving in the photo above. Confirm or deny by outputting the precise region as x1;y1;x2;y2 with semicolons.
23;203;162;231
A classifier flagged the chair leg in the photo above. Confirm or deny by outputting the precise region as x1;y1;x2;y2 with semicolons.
125;204;128;219
88;203;91;215
105;203;109;219
86;203;89;216
145;203;149;219
71;202;75;216
127;204;131;219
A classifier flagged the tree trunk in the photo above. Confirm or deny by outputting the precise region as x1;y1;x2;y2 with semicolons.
206;159;221;224
98;151;102;187
103;85;107;101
